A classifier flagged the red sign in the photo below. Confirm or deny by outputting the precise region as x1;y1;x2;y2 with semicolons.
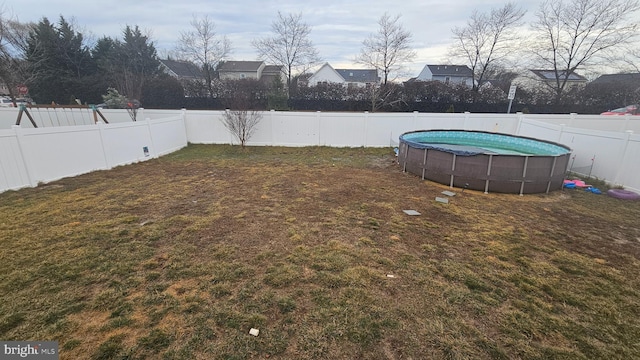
17;85;28;95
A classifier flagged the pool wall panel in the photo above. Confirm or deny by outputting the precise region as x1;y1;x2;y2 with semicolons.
399;130;572;194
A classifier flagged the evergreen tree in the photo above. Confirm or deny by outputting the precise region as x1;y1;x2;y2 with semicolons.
26;16;96;104
114;25;161;101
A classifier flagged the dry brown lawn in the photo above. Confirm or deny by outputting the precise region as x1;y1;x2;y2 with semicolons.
1;144;639;359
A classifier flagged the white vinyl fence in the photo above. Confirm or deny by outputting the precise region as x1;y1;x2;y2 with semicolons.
0;114;187;192
0;107;148;128
1;108;639;193
517;119;639;190
184;110;522;147
184;110;640;192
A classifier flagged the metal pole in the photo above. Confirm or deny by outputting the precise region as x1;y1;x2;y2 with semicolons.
485;154;493;194
546;157;558;194
588;155;595;179
421;148;428;180
402;144;408;172
507;85;517;114
569;154;576;174
450;154;456;188
520;156;529;196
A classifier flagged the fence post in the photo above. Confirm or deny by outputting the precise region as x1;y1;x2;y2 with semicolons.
12;125;37;187
138;107;145;122
624;113;631;132
316;110;322;146
180;108;187;142
363;111;368;147
145;118;159;159
463;111;471;130
271;109;277;146
613;130;634;186
558;124;565;143
515;112;524;136
95;120;112;168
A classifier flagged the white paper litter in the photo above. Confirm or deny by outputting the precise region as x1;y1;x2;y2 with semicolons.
249;328;260;336
403;210;421;216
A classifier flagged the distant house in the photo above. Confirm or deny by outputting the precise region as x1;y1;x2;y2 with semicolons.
588;73;640;106
159;59;206;97
217;61;284;84
414;65;473;86
590;73;640;87
529;69;588;88
218;61;264;80
335;69;380;87
261;65;286;86
159;59;204;81
308;63;380;87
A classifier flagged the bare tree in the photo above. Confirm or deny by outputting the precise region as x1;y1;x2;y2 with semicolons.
619;46;640;74
451;3;525;95
367;83;405;112
481;66;520;93
252;12;321;97
530;0;640;103
623;57;640;74
221;83;264;148
356;13;415;85
222;109;263;148
176;15;231;98
0;9;33;104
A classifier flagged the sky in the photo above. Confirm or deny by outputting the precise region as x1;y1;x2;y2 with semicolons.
6;0;541;77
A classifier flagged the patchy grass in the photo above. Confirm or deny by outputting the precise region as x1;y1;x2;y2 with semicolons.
1;144;640;359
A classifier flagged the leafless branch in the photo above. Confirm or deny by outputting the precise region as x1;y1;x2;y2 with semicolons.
222;109;263;148
176;15;231;97
450;3;525;94
252;12;321;95
356;13;415;84
530;0;640;103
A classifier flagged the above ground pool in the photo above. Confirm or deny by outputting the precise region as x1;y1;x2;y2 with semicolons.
398;130;572;194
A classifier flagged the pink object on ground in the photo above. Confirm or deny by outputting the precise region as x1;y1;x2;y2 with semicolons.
571;180;591;188
564;179;592;188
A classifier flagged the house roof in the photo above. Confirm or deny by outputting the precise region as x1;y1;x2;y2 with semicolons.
530;69;587;81
218;61;264;72
262;65;283;74
335;69;379;83
427;65;472;77
591;73;640;85
160;59;203;78
308;63;345;84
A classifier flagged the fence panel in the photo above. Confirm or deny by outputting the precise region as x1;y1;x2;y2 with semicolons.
0;116;187;193
0;130;31;190
615;134;640;189
2;109;639;194
101;122;154;167
148;116;189;156
17;125;108;184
